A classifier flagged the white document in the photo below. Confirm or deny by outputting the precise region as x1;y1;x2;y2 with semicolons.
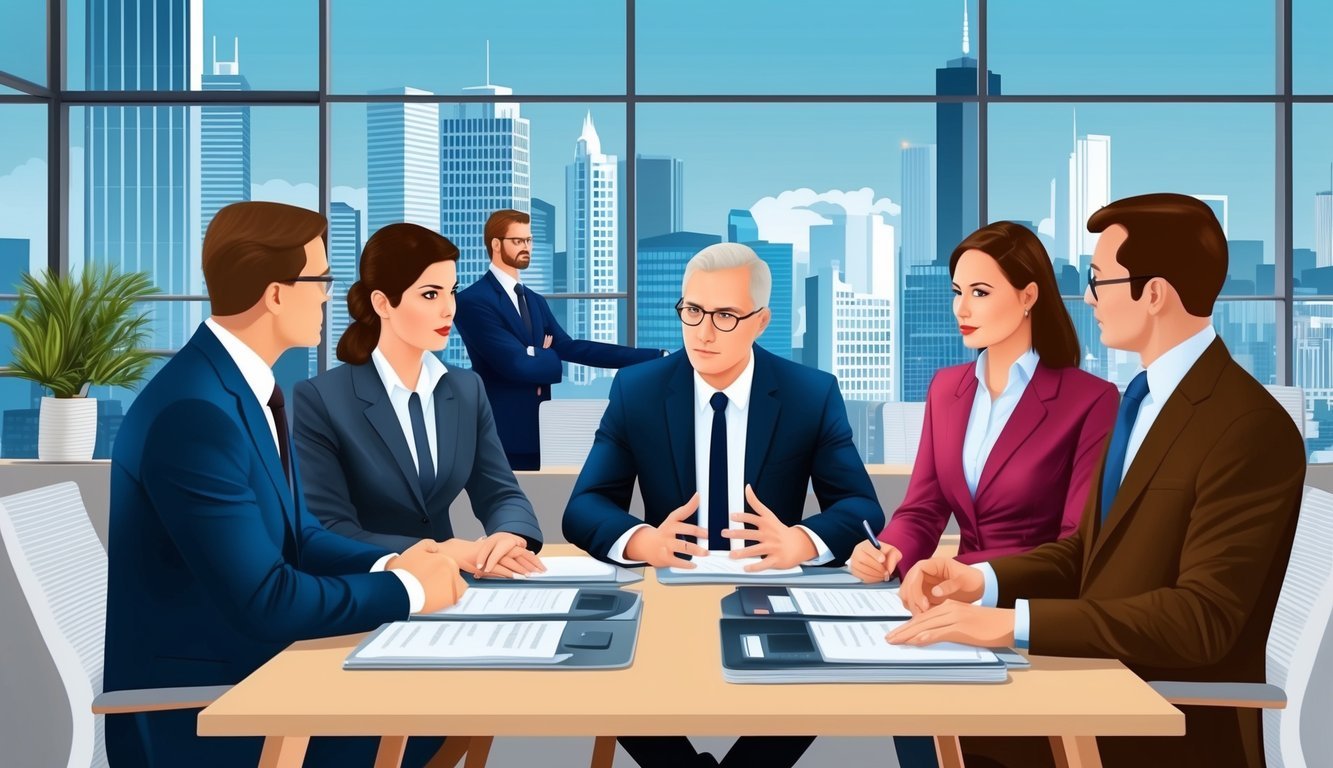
789;588;908;617
668;551;803;577
433;588;578;616
355;620;566;660
524;556;617;581
810;621;996;664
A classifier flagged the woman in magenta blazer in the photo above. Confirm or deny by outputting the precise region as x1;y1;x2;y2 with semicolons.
850;221;1118;583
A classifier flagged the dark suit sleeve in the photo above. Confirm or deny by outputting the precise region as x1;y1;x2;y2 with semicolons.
796;380;885;565
1058;384;1118;539
292;379;422;553
463;374;544;550
539;293;663;369
561;372;648;560
454;290;564;385
1019;409;1306;667
141;399;408;644
879;381;954;575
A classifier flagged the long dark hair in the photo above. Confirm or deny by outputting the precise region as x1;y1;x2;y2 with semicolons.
949;222;1081;369
337;223;460;365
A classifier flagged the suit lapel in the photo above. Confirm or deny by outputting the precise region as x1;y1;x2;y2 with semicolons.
193;326;299;539
664;355;696;502
352;363;427;512
1085;338;1231;576
745;350;781;486
430;371;459;496
974;364;1054;501
483;271;533;345
945;367;979;529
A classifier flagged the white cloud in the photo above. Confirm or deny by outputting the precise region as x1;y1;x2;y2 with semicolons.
748;187;900;255
1038;217;1055;238
251;178;318;211
0;157;49;273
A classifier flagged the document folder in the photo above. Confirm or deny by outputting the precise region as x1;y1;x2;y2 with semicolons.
721;587;909;620
466;556;644;585
414;587;642;622
345;617;641;671
719;618;1008;684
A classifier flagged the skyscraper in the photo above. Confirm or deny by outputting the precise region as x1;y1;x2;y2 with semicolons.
635;155;684;240
1068;128;1111;263
727;209;759;244
901;263;969;401
1316;190;1333;268
1192;194;1229;238
636;231;721;352
86;0;200;352
565;113;619;385
750;240;795;362
200;37;250;238
367;87;440;238
0;238;31;455
528;197;556;295
900;143;937;269
936;2;1000;263
803;268;894;411
327;201;362;363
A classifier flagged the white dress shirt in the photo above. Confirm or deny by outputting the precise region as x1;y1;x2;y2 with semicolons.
980;323;1217;647
202;319;426;612
489;264;537;357
962;348;1040;497
370;347;448;471
607;352;832;564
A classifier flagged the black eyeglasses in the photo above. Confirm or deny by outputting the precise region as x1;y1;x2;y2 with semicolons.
279;275;336;295
1087;269;1158;302
675;299;764;332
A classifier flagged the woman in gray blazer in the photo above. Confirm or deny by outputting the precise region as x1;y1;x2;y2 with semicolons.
294;223;544;577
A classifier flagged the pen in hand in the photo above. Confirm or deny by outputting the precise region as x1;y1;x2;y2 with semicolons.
861;519;882;550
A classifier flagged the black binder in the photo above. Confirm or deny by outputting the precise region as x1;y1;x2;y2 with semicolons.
721;586;909;620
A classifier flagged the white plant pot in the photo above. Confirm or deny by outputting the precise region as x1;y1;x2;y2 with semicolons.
38;396;98;461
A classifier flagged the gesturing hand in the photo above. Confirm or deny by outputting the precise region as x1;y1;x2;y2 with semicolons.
721;485;817;572
623;493;709;568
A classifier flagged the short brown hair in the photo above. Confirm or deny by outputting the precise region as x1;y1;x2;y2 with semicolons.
950;221;1081;369
202;201;328;315
1086;193;1227;317
484;209;530;259
338;223;461;365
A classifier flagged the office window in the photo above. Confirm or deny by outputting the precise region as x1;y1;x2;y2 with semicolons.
0;1;46;87
1295;0;1333;94
545;298;631;396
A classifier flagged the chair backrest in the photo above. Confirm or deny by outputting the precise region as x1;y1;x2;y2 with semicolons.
0;482;108;768
880;402;926;466
1263;485;1333;768
538;399;611;468
1263;385;1306;440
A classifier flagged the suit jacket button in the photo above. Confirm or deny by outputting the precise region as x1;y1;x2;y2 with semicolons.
421;516;430;525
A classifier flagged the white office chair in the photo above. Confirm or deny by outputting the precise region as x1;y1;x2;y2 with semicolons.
0;482;228;768
537;399;610;468
880;401;926;465
1148;485;1333;768
1263;385;1307;440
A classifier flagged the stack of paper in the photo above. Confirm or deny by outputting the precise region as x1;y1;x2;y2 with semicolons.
345;621;569;668
524;556;618;581
427;588;579;617
788;588;909;618
669;553;804;577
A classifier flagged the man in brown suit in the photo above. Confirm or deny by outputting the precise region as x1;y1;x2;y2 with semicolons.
884;193;1306;768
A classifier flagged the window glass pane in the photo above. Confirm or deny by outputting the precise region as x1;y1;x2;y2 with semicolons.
1294;301;1333;462
990;0;1274;94
331;1;625;95
989;103;1275;297
545;298;633;400
67;0;316;91
331;101;626;372
1294;105;1333;295
0;1;46;87
637;0;976;95
1295;0;1333;94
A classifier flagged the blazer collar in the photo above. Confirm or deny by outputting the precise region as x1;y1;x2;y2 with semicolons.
973;362;1058;502
481;269;534;344
351;361;428;511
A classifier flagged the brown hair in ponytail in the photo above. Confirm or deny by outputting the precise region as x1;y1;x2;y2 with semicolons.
337;223;460;365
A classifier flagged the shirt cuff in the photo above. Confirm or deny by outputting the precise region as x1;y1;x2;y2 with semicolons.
526;346;535;357
607;524;652;565
795;525;834;565
1014;599;1031;649
373;553;426;614
975;562;999;607
661;349;670;357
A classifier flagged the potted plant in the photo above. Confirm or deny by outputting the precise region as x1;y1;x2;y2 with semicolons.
0;266;159;461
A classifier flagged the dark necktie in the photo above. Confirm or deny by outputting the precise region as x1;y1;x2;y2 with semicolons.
408;392;435;496
1100;371;1150;524
267;384;291;484
708;392;730;551
514;283;534;340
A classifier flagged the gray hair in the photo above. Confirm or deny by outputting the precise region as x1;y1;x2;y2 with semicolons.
681;242;772;309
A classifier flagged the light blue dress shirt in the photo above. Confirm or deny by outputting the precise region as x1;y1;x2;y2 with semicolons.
980;324;1217;647
962;348;1040;497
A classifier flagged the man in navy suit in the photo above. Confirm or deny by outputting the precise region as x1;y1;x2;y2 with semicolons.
454;208;666;470
104;202;467;767
563;243;883;768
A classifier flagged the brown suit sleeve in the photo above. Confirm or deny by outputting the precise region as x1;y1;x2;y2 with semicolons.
1016;409;1305;668
992;529;1085;606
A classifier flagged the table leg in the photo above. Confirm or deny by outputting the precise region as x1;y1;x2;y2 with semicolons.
374;736;408;768
934;735;965;768
590;736;616;768
1051;735;1103;768
463;736;494;768
257;735;310;768
425;737;472;768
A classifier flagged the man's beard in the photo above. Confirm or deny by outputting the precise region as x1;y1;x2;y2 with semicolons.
502;249;531;270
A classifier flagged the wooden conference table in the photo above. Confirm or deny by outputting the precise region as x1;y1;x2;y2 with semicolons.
197;541;1183;768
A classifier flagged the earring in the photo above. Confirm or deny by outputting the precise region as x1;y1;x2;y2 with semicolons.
1024;309;1030;317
